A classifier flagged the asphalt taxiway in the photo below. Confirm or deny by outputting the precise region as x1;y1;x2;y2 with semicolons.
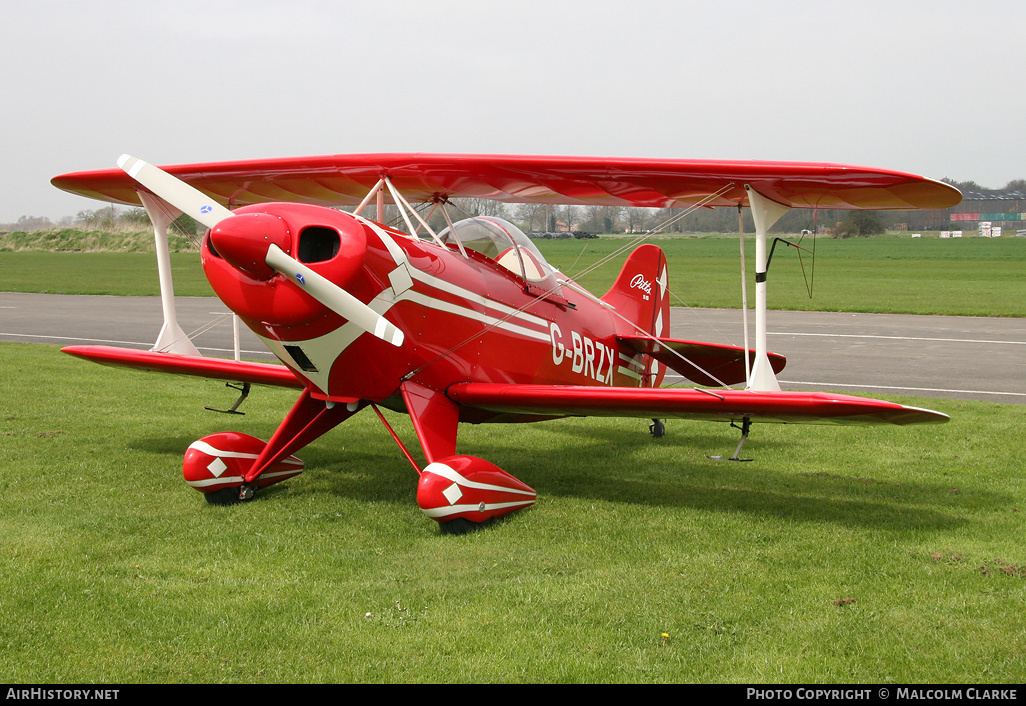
1;292;1023;405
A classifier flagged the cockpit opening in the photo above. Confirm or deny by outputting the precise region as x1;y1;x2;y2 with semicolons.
437;216;558;286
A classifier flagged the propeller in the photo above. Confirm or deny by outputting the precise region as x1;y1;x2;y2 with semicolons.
117;155;232;228
118;155;404;347
265;243;404;346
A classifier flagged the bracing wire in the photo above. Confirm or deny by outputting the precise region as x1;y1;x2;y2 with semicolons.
403;184;743;390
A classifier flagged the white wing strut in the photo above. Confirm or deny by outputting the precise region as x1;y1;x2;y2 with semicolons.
121;153;235;357
745;184;790;392
136;190;201;357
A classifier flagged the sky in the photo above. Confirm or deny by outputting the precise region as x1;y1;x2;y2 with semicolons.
1;0;1023;222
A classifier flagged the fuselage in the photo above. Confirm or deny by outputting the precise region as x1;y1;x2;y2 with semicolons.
200;205;660;418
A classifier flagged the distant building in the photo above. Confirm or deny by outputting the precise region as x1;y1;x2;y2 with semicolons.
949;188;1025;226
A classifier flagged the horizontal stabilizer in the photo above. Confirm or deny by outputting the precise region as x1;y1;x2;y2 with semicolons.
62;346;303;389
447;383;949;426
619;335;785;387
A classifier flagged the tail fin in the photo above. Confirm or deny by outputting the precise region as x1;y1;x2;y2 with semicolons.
601;244;670;386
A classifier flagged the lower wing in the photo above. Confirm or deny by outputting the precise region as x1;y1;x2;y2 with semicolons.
446;383;948;426
62;346;303;389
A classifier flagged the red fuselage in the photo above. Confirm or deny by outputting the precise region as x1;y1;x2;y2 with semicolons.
201;204;666;421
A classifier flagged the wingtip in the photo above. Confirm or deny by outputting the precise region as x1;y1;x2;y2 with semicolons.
901;404;951;424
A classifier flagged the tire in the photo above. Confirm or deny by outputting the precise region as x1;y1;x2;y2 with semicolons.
439;517;489;535
204;487;246;506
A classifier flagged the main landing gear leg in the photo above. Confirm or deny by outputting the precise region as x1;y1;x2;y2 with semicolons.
399;381;536;533
184;389;363;505
708;417;753;462
239;390;363;499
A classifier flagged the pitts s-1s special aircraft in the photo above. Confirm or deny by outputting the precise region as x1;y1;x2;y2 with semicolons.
51;153;961;532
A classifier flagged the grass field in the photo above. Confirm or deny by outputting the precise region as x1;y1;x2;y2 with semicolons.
0;251;214;297
1;342;1024;683
542;235;1026;317
1;234;1023;316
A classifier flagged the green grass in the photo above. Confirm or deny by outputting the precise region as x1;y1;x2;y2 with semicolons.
542;234;1026;317
0;252;213;297
2;234;1022;316
0;228;196;254
2;342;1024;683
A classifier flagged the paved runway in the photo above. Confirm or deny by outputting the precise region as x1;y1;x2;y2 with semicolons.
669;307;1026;404
2;291;1024;404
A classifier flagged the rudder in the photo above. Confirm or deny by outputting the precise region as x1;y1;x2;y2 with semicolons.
601;244;670;386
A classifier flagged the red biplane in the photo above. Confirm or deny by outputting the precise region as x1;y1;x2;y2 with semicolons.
51;153;961;532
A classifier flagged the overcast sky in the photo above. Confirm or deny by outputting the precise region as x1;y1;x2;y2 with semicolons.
2;0;1022;222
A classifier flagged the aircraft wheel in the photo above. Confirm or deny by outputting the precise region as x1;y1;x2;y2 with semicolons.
439;517;490;535
649;419;666;438
204;487;249;506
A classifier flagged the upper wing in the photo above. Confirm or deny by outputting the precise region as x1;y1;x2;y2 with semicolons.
446;382;948;426
62;346;304;389
618;335;786;387
52;153;961;211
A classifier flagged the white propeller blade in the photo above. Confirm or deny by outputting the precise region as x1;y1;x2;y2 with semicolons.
117;154;233;229
265;244;404;347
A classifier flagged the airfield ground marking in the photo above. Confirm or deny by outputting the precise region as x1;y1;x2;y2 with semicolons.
0;331;273;358
770;332;1026;346
778;380;1026;398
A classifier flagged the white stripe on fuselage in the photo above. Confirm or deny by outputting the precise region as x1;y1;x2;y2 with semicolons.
259;217;553;393
358;215;548;330
399;289;551;343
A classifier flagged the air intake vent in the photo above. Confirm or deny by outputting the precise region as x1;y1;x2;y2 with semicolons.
283;345;318;373
298;226;341;263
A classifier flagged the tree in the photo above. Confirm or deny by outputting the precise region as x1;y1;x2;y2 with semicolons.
515;202;547;232
171;213;201;235
119;208;151;227
556;204;580;232
455;198;506;219
76;209;102;228
75;205;118;230
623;207;653;233
836;211;884;237
580;205;623;233
13;215;54;232
942;177;985;192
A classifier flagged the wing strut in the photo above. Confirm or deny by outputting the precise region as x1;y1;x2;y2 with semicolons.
136;191;201;357
745;185;790;392
738;205;751;387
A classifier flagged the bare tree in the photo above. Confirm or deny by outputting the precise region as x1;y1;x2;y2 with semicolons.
557;204;580;232
515;202;548;232
623;207;653;233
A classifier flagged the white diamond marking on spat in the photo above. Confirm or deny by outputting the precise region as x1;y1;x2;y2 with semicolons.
442;482;463;506
207;457;228;478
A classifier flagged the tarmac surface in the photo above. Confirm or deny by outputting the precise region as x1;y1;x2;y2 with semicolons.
2;291;1024;405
